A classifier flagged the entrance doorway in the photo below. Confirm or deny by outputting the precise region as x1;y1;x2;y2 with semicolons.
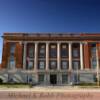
50;74;57;85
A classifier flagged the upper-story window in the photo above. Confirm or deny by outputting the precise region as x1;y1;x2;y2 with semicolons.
91;44;96;57
72;44;79;58
38;60;45;69
38;44;46;58
49;44;57;58
72;61;80;70
28;46;34;58
49;60;57;70
10;43;15;54
61;44;68;58
73;49;79;57
61;61;69;69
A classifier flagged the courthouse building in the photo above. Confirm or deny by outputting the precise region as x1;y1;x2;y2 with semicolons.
0;33;100;85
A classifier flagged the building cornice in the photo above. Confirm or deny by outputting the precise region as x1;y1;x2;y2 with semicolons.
2;32;100;41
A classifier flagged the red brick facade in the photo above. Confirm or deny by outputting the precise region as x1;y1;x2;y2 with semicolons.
83;43;91;69
1;41;23;69
1;33;100;69
15;42;23;68
2;41;10;68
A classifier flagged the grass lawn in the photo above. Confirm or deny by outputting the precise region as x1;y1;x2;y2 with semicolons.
0;83;31;88
73;83;100;88
0;83;100;88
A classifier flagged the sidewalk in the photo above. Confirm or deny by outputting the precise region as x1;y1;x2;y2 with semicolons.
0;86;100;92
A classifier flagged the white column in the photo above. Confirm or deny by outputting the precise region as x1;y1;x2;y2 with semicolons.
69;42;72;70
80;42;84;70
96;45;99;70
46;42;49;71
34;42;38;71
23;42;27;69
96;44;100;86
57;42;61;70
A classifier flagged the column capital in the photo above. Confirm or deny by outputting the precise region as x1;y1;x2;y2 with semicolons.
68;42;73;44
23;41;27;45
19;41;22;45
84;41;88;45
57;41;61;44
57;42;61;45
46;42;50;44
34;41;39;44
80;42;83;44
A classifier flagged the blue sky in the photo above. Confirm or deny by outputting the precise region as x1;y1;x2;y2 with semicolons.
0;0;100;63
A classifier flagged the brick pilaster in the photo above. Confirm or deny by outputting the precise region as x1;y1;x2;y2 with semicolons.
2;41;10;68
15;42;23;68
83;43;90;69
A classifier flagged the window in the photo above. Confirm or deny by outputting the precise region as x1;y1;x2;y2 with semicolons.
61;44;68;57
62;74;68;84
72;49;79;57
10;43;15;54
38;44;45;58
9;56;15;69
38;61;45;69
73;74;80;83
91;44;96;57
72;61;80;70
28;46;34;58
72;43;79;57
50;44;57;58
49;61;57;69
38;74;44;84
27;61;34;69
91;58;97;69
93;74;97;82
61;61;68;69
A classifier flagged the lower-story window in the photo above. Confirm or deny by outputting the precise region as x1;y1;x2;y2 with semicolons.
62;74;68;84
72;73;80;83
91;58;97;69
38;74;45;84
93;74;97;82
